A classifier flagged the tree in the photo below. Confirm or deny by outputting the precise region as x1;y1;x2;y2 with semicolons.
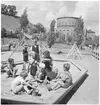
7;5;17;16
1;4;8;14
1;4;17;16
34;23;46;33
1;28;7;38
67;35;72;42
74;16;84;47
19;8;29;33
47;32;56;48
28;24;39;35
47;19;56;48
1;28;7;45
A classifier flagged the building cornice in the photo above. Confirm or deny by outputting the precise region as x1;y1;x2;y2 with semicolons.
57;17;79;20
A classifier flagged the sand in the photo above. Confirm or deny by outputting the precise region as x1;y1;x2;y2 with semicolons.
1;45;99;104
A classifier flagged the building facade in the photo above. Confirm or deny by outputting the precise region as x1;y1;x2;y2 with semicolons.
86;29;95;40
56;17;79;41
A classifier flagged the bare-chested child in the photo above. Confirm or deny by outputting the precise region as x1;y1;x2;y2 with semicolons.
2;58;18;78
11;71;37;95
47;63;72;91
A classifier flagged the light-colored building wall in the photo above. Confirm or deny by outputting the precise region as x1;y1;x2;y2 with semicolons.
56;17;79;41
86;30;95;40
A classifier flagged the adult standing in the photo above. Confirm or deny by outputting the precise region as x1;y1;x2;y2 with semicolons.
30;36;40;62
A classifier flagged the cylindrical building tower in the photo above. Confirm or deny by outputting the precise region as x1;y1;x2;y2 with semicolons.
56;17;79;41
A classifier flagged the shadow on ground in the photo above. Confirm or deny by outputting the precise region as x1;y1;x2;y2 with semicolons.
58;73;89;104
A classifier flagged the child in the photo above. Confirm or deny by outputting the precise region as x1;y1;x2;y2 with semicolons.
42;50;53;72
11;71;37;95
30;36;40;62
23;44;28;71
28;52;39;78
36;63;46;81
42;50;58;81
2;58;18;78
47;63;72;91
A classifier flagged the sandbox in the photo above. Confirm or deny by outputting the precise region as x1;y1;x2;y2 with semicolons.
1;60;87;104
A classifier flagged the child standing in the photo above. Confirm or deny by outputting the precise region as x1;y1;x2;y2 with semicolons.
23;44;28;71
30;37;40;62
28;52;39;78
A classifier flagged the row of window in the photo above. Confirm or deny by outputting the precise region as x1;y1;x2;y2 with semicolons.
56;29;74;32
57;21;76;26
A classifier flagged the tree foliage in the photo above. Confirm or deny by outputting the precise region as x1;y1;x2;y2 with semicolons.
47;32;56;48
67;35;72;42
1;28;7;38
1;4;17;16
34;23;46;33
47;19;56;48
74;16;84;47
19;8;29;33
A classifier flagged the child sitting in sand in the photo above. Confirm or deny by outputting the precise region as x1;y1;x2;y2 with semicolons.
11;71;37;95
47;63;72;91
42;50;53;72
36;63;46;81
42;50;58;81
2;58;18;78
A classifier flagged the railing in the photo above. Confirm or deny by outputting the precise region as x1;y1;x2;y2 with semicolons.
91;50;99;60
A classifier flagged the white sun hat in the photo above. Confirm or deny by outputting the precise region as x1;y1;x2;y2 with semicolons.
39;63;45;69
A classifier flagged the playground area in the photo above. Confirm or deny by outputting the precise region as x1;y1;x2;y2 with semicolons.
1;42;99;104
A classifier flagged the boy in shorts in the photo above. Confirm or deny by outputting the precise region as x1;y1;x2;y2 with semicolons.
11;71;37;94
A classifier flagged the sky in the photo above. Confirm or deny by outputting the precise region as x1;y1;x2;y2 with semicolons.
2;1;99;35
